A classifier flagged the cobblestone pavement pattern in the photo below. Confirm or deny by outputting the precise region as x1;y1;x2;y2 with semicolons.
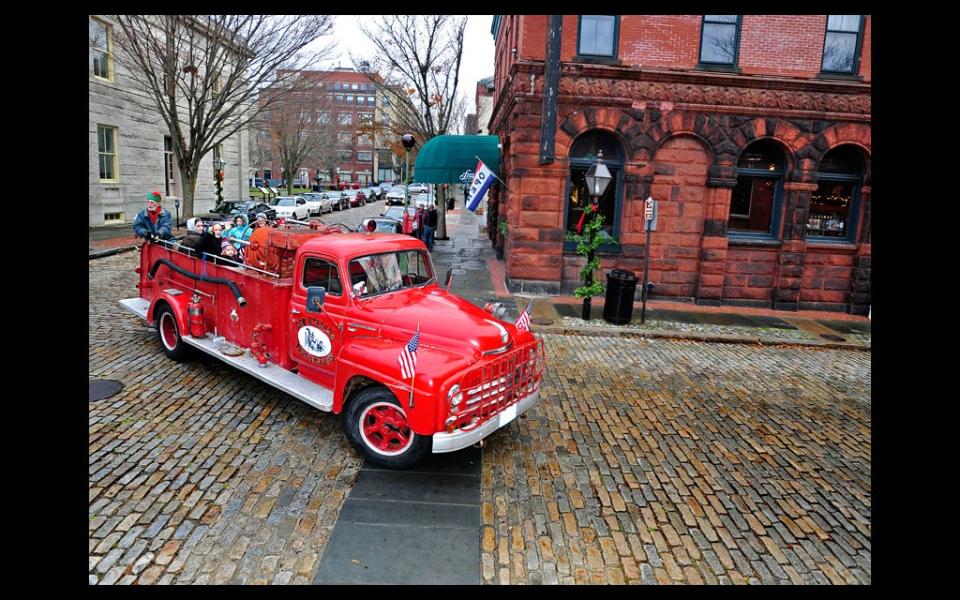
90;251;363;585
480;333;870;585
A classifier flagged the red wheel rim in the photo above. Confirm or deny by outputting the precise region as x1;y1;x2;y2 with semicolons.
359;402;414;456
160;312;178;350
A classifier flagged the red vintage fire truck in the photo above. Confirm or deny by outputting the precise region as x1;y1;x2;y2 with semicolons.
119;225;544;468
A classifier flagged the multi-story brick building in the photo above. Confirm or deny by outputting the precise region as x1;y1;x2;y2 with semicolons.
255;68;410;187
88;15;248;227
488;15;871;314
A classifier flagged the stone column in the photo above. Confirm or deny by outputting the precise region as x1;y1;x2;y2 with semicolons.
697;165;736;305
849;185;871;315
773;181;816;310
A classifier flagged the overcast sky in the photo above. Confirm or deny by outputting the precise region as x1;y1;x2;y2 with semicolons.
312;15;495;117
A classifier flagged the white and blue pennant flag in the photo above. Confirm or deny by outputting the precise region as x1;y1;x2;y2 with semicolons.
466;159;498;213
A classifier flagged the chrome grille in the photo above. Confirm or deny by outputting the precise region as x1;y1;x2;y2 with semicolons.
453;339;545;431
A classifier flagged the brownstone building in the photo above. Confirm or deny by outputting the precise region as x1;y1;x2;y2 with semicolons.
487;15;871;314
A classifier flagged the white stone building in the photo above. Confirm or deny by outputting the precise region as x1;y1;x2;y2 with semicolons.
88;15;248;227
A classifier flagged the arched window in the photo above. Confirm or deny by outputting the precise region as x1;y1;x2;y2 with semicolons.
729;139;786;239
807;145;865;241
565;130;624;250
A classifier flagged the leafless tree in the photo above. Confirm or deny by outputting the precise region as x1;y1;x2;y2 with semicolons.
355;15;467;142
112;15;335;218
264;74;340;195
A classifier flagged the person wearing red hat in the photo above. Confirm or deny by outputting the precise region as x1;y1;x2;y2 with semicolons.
133;191;173;241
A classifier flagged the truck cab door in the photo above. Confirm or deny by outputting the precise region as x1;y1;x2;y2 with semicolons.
290;255;345;389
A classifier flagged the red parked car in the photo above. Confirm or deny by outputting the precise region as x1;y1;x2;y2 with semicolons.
343;189;366;207
119;229;544;468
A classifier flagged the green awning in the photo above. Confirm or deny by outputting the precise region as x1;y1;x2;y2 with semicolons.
412;135;500;184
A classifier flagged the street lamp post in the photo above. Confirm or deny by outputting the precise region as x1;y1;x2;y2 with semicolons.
214;157;226;206
580;150;612;320
401;134;416;209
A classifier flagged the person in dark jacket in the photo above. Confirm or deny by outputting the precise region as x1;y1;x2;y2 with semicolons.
423;206;438;251
197;222;226;259
132;191;174;240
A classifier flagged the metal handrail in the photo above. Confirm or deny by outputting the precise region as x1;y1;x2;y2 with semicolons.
144;238;281;279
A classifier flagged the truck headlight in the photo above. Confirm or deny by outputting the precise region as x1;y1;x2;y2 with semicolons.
447;384;462;409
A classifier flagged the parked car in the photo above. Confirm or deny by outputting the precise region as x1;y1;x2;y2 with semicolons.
208;200;277;224
384;185;407;207
300;192;331;215
357;217;403;234
411;192;434;208
382;205;419;235
343;189;366;208
361;186;379;201
379;181;392;196
322;190;348;211
408;183;429;194
269;196;310;221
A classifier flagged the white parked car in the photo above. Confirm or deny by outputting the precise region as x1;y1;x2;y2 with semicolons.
269;196;309;221
411;192;434;208
300;192;330;215
384;185;407;207
408;183;429;194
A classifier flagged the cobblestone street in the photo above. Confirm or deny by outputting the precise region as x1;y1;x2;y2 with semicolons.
481;333;870;585
90;249;870;585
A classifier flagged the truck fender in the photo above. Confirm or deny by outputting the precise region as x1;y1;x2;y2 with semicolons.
148;292;189;335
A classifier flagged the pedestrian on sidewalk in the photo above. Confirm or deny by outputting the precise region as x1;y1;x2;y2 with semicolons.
132;191;173;241
423;205;438;251
415;206;426;240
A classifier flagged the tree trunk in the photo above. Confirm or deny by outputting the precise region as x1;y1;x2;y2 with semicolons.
436;185;447;240
181;172;197;219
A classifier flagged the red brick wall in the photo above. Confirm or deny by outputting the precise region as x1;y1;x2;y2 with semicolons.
724;247;778;301
642;136;710;298
518;14;872;80
800;248;855;304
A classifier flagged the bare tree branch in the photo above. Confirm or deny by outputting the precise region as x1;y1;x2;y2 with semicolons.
111;14;335;217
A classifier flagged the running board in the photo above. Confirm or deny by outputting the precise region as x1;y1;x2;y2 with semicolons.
118;297;333;413
119;297;150;320
182;334;334;412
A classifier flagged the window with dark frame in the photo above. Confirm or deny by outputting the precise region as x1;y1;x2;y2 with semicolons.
565;130;624;252
807;145;864;241
98;125;118;181
728;139;785;238
821;15;863;74
699;15;740;65
302;258;343;296
577;15;618;58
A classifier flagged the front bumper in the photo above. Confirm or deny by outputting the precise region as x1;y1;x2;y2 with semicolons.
431;389;541;453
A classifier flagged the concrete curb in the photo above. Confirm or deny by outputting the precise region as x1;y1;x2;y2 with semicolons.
536;324;869;351
89;245;138;260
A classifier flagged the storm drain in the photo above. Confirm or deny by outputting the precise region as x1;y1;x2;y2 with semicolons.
89;379;124;402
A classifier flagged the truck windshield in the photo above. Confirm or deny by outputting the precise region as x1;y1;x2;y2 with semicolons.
348;250;434;298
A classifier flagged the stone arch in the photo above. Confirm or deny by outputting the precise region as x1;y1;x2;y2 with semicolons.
799;122;871;175
557;107;643;159
735;135;797;175
652;131;716;167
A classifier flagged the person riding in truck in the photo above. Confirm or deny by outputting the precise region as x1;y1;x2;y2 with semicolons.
132;191;173;241
226;214;252;250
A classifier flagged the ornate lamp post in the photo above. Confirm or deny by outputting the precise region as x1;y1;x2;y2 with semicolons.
214;157;226;205
400;133;416;208
580;150;612;320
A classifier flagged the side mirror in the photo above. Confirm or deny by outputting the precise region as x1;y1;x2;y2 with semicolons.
444;267;453;290
306;286;326;313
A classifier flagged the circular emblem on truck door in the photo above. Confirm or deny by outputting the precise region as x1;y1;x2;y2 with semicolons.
298;325;332;358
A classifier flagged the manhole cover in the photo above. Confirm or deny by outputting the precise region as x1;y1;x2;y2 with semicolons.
532;318;555;326
819;333;846;342
90;379;124;402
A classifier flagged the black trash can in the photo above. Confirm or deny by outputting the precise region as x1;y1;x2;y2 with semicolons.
603;269;638;324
